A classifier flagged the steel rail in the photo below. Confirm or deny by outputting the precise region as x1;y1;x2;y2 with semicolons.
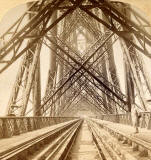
90;119;151;160
0;119;80;160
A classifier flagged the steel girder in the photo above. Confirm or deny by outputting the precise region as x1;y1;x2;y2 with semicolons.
45;33;127;104
3;0;83;116
2;0;151;116
0;0;80;73
80;0;151;58
38;33;126;114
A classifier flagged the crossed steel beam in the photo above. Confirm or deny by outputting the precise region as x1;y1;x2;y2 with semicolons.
40;38;111;115
0;0;82;73
80;0;151;58
24;36;118;115
45;33;127;103
32;32;127;115
59;79;107;116
1;0;151;115
54;59;111;114
54;33;125;110
1;0;151;72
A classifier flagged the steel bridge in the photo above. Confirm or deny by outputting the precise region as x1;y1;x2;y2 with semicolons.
0;0;151;159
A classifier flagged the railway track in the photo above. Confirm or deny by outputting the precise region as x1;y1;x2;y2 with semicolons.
66;121;102;160
87;119;151;160
30;119;82;160
1;119;151;160
0;119;82;160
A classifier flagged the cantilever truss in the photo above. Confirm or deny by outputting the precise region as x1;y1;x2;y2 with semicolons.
1;0;151;116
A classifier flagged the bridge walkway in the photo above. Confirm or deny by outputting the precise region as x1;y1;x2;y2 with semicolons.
92;119;151;143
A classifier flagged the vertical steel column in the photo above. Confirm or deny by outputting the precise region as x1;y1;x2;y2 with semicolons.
120;39;147;111
6;3;39;115
124;54;135;111
21;43;42;115
48;11;57;89
101;14;112;113
28;2;42;116
6;56;26;115
103;10;122;113
21;2;43;116
120;4;136;111
44;11;58;116
55;62;64;115
33;59;41;116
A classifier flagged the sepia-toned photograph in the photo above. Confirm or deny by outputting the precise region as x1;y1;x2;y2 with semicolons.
0;0;151;159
